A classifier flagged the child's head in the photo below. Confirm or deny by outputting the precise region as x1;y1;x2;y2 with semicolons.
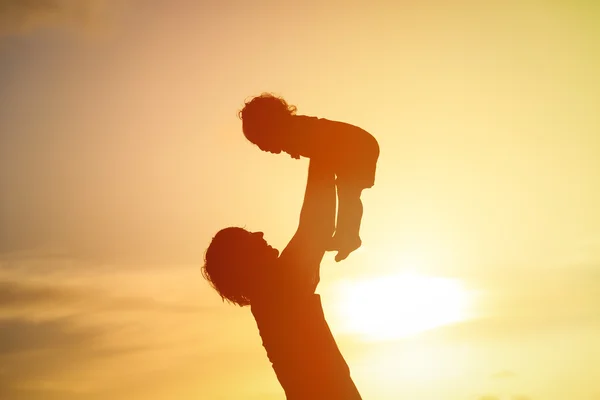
238;93;298;156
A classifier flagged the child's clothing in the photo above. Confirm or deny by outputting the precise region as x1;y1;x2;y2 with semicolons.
289;116;379;185
289;115;379;261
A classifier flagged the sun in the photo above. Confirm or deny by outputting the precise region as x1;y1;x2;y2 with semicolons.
332;272;472;340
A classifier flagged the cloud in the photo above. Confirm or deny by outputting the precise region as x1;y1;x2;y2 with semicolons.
0;280;202;316
0;317;102;355
0;316;151;400
478;396;500;400
0;280;76;307
0;316;106;398
0;0;125;37
0;252;256;400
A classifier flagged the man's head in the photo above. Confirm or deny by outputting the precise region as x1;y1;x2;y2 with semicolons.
238;93;297;156
201;227;280;306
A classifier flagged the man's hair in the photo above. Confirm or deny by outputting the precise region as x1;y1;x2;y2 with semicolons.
237;93;297;142
201;227;254;307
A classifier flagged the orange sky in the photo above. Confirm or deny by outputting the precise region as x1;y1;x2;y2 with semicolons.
1;1;599;399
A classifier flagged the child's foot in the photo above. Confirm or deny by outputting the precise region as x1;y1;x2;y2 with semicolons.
332;236;362;262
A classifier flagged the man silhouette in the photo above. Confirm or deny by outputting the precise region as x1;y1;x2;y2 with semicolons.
202;158;362;399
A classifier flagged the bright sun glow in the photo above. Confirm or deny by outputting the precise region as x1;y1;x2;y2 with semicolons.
334;273;472;340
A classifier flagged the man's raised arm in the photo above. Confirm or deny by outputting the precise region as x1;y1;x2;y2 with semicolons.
296;159;336;242
279;158;336;271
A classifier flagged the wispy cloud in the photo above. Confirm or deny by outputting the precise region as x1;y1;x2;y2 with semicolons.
0;279;203;317
0;0;126;37
0;250;253;400
0;280;77;307
0;317;102;355
0;316;109;399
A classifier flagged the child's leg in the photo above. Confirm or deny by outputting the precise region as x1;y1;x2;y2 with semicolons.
332;184;364;262
336;186;363;240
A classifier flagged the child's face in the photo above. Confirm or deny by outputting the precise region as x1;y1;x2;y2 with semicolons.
262;135;300;159
245;120;299;158
252;129;283;154
256;139;282;154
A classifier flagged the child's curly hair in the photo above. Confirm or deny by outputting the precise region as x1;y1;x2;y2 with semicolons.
238;93;297;141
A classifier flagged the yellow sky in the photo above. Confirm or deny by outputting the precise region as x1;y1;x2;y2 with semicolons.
1;1;599;399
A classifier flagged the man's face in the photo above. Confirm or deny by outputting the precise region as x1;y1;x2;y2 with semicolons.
245;231;279;263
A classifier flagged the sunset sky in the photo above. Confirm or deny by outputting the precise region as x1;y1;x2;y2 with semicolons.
1;1;599;399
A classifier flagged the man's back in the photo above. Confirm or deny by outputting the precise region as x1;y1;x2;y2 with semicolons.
251;293;362;400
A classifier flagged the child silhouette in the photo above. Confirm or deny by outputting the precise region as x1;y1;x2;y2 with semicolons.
238;93;379;262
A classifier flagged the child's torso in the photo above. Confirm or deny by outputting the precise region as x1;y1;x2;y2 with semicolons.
291;115;378;163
